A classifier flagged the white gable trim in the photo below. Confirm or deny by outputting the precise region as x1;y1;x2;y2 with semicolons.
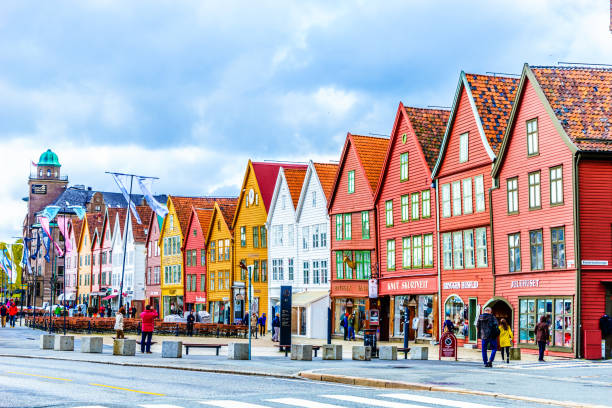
461;72;496;162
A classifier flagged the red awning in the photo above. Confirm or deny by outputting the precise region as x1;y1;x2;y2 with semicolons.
102;294;117;301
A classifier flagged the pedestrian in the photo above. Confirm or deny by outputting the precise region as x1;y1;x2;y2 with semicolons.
599;314;612;359
348;312;356;340
498;318;514;364
114;307;125;339
251;312;258;339
443;314;455;333
0;303;7;327
535;315;550;362
106;304;112;318
340;312;348;340
476;306;499;367
187;310;195;337
140;305;158;354
99;304;105;317
259;313;266;337
8;302;18;327
272;313;280;342
54;305;62;317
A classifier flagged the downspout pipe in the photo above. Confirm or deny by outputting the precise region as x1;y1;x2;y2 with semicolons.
573;151;582;358
434;180;442;340
489;182;497;294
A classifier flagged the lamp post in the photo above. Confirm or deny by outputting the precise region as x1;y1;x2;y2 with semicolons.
403;297;410;351
239;261;252;360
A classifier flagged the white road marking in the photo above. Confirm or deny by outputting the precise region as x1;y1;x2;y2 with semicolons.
199;401;271;408
72;406;109;408
267;397;347;408
140;405;185;408
322;395;428;408
383;393;499;408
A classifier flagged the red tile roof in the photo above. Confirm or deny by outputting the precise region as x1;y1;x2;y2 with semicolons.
313;163;339;202
107;207;126;238
403;106;450;170
251;162;307;212
219;202;237;231
71;218;84;243
283;167;307;208
133;206;153;243
350;134;390;193
531;66;612;152
194;208;214;240
464;73;519;154
170;196;237;238
85;212;104;240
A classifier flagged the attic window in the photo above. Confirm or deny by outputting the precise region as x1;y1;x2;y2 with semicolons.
144;228;148;235
459;132;469;163
218;220;221;231
193;228;197;237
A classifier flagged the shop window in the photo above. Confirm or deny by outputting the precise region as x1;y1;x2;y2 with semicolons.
444;295;466;338
519;297;572;348
551;227;566;269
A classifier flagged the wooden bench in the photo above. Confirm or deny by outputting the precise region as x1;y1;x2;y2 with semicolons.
279;344;291;357
183;343;227;356
398;347;411;359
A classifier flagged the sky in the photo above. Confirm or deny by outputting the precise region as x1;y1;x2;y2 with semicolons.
0;0;611;242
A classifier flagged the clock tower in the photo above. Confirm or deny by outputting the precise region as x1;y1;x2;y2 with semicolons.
27;149;68;224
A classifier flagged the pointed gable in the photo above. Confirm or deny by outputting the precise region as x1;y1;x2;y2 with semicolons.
403;106;449;171
313;162;339;202
351;134;390;193
194;208;214;240
283;167;307;209
169;196;237;239
251;162;307;212
132;206;153;242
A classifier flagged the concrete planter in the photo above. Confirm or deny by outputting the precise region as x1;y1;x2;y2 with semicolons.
352;345;371;361
509;347;521;360
162;341;183;358
54;335;74;351
290;344;312;361
410;345;428;360
113;339;136;356
379;345;397;360
40;334;55;350
322;344;342;360
81;337;103;353
228;343;248;360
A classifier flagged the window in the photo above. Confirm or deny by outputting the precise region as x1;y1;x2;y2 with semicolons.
201;249;206;266
281;195;286;210
253;261;259;282
400;152;409;181
528;171;541;209
312;225;320;248
253;226;259;248
186;250;191;267
240;226;246;247
387;240;395;270
356;251;371;279
551;227;566;268
344;251;353;279
410;193;419;220
453;231;463;269
336;252;344;279
464;229;475;268
412;235;422;268
443;233;452;270
519;297;572;347
462;178;473;214
361;211;370;239
240;259;246;281
169;215;174;230
530;229;543;270
474;175;485;212
422;190;431;218
442;184;451;218
550;166;563;205
335;215;342;240
321;224;327;247
452;181;461;216
186;275;191;292
303;261;309;284
272;259;279;280
275;225;284;247
261;260;267;281
424;234;433;267
344;214;352;240
348;170;355;194
209;241;215;263
385;200;393;226
321;260;328;283
445;296;465;338
459;132;469;163
224;239;230;260
401;195;409;222
401;237;411;269
260;226;266;248
527;118;539;156
200;274;205;291
288;258;294;280
507;178;518;214
218;240;223;262
312;191;317;207
303;226;309;250
476;227;488;267
508;233;521;272
288;224;294;246
278;259;284;280
313;260;320;284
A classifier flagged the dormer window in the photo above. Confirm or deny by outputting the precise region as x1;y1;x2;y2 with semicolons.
282;195;286;210
459;132;469;163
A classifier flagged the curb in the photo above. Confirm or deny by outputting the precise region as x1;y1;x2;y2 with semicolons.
298;372;610;408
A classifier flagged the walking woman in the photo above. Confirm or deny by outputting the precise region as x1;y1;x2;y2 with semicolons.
140;305;158;353
114;307;125;339
499;318;513;363
535;315;550;361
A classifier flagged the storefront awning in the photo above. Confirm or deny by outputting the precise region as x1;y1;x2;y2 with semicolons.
58;292;76;301
102;294;117;301
292;290;329;307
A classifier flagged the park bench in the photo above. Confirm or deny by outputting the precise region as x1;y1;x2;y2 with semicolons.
183;343;227;356
279;344;291;357
398;347;411;359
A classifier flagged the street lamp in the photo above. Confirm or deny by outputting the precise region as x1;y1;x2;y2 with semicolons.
402;297;410;352
239;261;252;360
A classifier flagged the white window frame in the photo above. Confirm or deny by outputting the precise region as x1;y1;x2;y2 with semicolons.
459;132;469;163
452;181;461;216
387;239;395;270
462;178;473;214
443;233;452;270
402;237;411;269
527;118;539;156
507;177;519;214
464;229;475;269
441;183;451;218
476;227;488;267
453;231;464;269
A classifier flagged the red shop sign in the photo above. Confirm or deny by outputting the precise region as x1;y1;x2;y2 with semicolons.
439;332;457;361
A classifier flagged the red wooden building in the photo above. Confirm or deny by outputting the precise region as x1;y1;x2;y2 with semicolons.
145;212;163;313
492;64;612;358
183;206;214;313
328;133;389;337
375;103;449;341
432;72;518;346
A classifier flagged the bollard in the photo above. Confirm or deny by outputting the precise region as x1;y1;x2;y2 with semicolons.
162;341;182;358
54;335;75;351
175;324;179;337
87;321;91;334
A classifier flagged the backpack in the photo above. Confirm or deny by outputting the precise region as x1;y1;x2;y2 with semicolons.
491;320;500;339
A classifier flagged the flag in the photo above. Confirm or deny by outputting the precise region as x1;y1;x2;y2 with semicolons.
0;249;14;284
41;205;61;221
111;173;142;224
57;216;71;253
42;230;50;262
138;177;168;217
31;230;41;260
39;216;64;257
68;205;86;220
21;240;32;275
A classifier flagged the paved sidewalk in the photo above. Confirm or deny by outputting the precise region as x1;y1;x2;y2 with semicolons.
2;326;611;407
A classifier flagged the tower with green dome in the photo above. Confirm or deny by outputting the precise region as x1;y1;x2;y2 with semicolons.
27;148;69;226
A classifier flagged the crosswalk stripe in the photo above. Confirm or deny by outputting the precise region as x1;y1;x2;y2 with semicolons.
322;395;428;408
267;397;347;408
199;401;271;408
382;393;499;408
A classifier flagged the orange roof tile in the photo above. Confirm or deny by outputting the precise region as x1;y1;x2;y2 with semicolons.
133;206;152;242
351;134;390;193
71;218;84;242
531;66;612;152
170;196;238;238
313;162;339;202
218;202;238;231
283;167;307;208
194;208;214;239
86;212;104;238
403;106;450;170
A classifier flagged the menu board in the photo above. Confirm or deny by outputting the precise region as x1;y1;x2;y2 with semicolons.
280;286;292;346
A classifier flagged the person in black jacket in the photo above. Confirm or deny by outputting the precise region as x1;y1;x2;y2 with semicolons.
476;307;499;367
186;310;195;336
599;314;612;359
272;314;280;342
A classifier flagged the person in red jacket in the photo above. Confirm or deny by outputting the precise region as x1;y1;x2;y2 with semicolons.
140;305;158;353
8;302;18;327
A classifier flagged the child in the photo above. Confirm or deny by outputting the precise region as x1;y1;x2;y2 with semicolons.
499;318;514;363
114;307;125;339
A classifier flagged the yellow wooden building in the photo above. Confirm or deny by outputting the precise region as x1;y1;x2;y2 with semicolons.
232;160;307;322
205;201;238;323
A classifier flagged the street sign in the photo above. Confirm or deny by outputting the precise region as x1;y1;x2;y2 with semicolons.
280;285;292;347
439;332;458;360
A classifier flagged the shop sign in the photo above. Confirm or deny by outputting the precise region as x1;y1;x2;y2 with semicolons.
368;279;378;298
149;291;160;296
510;279;540;289
381;276;437;295
280;285;292;347
331;281;368;296
582;260;609;266
369;309;379;325
443;281;479;290
439;332;457;360
195;296;206;303
31;184;47;194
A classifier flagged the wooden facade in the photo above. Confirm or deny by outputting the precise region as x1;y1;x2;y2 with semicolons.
144;212;163;313
183;206;213;313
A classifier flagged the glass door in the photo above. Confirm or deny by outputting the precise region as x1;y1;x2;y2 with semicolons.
468;298;477;342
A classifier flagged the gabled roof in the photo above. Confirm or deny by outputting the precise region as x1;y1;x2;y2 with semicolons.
432;72;518;177
132;206;153;243
218;202;237;231
403;106;450;170
168;196;237;239
312;162;339;201
86;213;104;239
351;134;390;193
107;207;126;238
205;201;238;244
71;218;84;243
144;210;161;246
283;168;307;208
251;162;307;212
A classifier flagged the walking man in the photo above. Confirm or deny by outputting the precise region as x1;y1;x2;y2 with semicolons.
272;313;280;342
186;310;195;337
140;305;158;354
8;302;18;327
535;315;550;361
259;313;266;337
0;303;7;327
477;306;499;367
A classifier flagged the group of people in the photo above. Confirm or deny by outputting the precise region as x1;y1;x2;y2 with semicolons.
112;304;158;353
340;311;358;341
0;300;18;328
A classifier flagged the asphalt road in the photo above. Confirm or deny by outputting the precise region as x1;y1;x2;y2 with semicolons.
0;356;547;408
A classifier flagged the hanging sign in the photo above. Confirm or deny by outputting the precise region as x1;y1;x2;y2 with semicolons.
368;279;378;298
280;285;292;347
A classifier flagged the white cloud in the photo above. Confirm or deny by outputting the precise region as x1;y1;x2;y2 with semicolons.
279;86;360;127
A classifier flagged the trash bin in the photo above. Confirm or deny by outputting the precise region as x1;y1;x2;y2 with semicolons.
364;329;377;358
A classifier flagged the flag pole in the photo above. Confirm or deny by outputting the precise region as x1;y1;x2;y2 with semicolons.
118;175;133;310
